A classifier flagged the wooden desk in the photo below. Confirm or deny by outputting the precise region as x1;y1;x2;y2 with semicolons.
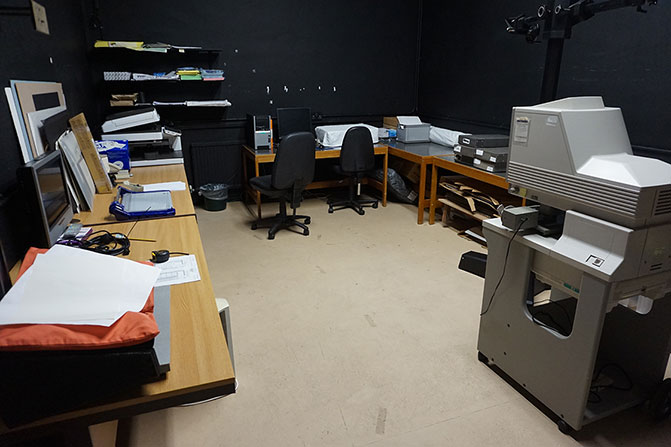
73;165;196;226
428;154;510;225
384;141;454;225
1;216;234;441
242;145;388;219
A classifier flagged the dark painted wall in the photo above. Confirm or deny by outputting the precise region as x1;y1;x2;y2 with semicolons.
0;0;97;264
90;0;420;118
86;0;422;190
418;0;671;156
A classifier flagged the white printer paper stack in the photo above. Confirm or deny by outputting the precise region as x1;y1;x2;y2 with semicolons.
101;108;183;167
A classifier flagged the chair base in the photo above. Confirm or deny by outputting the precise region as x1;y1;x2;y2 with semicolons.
328;197;378;215
328;176;378;215
251;207;311;240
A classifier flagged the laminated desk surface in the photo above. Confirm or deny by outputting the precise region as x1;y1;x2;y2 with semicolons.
1;216;234;435
74;164;195;226
384;139;454;157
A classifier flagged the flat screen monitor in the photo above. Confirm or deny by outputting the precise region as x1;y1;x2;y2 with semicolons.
17;150;74;248
276;107;312;140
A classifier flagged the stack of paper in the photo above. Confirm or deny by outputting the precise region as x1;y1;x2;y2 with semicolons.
131;71;179;81
0;245;160;327
176;67;202;81
200;68;225;81
185;100;232;107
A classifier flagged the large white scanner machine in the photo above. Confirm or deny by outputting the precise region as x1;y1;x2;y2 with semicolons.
506;97;671;228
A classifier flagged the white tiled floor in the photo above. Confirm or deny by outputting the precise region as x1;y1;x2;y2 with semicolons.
123;198;671;446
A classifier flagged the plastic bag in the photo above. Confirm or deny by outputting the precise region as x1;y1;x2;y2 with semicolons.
198;183;229;200
371;168;417;204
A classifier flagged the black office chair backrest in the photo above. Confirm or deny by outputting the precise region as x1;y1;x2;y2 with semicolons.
340;126;375;173
272;132;316;191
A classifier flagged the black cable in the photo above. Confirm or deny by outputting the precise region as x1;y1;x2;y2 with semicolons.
480;218;528;316
168;252;189;256
531;311;569;336
591;363;634;392
530;299;574;335
588;363;634;404
77;230;131;256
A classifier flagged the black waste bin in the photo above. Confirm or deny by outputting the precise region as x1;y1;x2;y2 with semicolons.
198;183;229;211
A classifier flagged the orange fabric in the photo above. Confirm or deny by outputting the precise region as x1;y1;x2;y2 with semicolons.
0;247;159;351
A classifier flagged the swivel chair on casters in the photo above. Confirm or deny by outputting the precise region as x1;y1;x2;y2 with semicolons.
249;132;316;240
328;126;378;215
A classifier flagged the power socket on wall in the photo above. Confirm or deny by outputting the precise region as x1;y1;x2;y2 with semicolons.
31;0;49;35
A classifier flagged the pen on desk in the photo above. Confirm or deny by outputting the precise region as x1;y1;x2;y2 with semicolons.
129;237;156;242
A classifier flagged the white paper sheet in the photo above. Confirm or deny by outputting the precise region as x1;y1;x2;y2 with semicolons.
154;255;201;287
0;245;160;326
397;116;423;125
185;100;231;107
142;181;186;191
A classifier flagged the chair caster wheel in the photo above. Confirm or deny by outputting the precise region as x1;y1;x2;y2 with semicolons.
477;351;488;364
358;209;365;215
304;217;311;224
557;419;572;435
303;228;310;236
268;233;275;240
328;207;334;214
251;223;258;230
372;202;378;209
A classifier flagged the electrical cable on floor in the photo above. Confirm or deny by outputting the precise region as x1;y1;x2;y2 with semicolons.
480;217;527;316
588;363;633;404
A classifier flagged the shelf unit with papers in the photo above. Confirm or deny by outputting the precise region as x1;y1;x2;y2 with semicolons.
93;43;229;118
93;47;222;56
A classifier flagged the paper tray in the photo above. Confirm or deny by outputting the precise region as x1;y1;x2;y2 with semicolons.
109;187;175;220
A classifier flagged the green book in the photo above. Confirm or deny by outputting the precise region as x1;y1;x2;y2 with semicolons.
180;74;203;81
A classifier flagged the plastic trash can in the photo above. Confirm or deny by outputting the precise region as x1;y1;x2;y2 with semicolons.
198;183;229;211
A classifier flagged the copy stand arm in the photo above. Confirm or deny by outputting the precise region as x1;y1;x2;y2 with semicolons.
506;0;659;101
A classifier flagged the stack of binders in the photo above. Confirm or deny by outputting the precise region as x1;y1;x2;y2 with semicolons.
176;67;202;81
454;134;510;173
201;68;225;81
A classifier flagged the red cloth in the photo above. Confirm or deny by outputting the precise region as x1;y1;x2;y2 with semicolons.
0;247;159;351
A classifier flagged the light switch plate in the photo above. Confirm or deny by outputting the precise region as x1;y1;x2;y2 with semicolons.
31;0;49;35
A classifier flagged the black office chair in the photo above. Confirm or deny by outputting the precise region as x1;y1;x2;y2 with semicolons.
328;126;379;215
249;132;316;240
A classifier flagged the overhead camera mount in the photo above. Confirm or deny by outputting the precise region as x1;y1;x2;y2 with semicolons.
505;0;659;101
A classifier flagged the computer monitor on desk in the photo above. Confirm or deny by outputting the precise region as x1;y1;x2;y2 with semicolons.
17;150;74;248
276;107;312;141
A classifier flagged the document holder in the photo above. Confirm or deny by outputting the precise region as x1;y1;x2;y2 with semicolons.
109;186;176;220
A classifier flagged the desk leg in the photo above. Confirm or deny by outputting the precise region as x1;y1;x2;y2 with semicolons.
242;151;249;206
429;164;438;225
89;420;118;447
255;159;262;219
382;151;388;207
417;161;427;224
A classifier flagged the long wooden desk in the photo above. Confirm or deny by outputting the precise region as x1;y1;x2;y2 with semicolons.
73;165;196;226
242;145;388;219
384;140;454;225
428;153;511;225
0;216;235;443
